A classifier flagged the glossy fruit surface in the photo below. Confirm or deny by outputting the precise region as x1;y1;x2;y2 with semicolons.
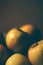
20;24;34;35
5;53;29;65
6;28;30;52
20;24;41;43
28;40;43;65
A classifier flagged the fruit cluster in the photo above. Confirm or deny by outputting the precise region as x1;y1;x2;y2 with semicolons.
0;24;43;65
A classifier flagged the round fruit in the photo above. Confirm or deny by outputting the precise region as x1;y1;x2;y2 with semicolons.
20;24;41;43
28;40;43;65
20;24;34;35
5;28;30;52
5;53;30;65
0;44;8;64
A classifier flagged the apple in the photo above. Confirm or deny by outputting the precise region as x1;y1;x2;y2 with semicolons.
20;24;34;35
5;28;30;52
20;24;41;43
0;44;8;64
28;40;43;65
6;24;41;55
5;53;30;65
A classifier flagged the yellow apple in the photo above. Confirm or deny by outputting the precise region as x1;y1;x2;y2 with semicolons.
5;53;30;65
5;28;30;52
28;40;43;65
20;24;34;35
20;24;41;43
6;24;41;53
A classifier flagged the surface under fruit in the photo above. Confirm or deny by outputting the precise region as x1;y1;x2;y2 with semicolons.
0;44;8;64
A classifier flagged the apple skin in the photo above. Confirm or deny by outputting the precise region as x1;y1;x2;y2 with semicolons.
5;28;30;53
20;24;42;43
20;24;34;35
6;25;41;56
28;40;43;65
5;53;30;65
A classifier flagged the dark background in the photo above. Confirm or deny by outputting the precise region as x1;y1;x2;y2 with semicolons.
0;0;43;38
